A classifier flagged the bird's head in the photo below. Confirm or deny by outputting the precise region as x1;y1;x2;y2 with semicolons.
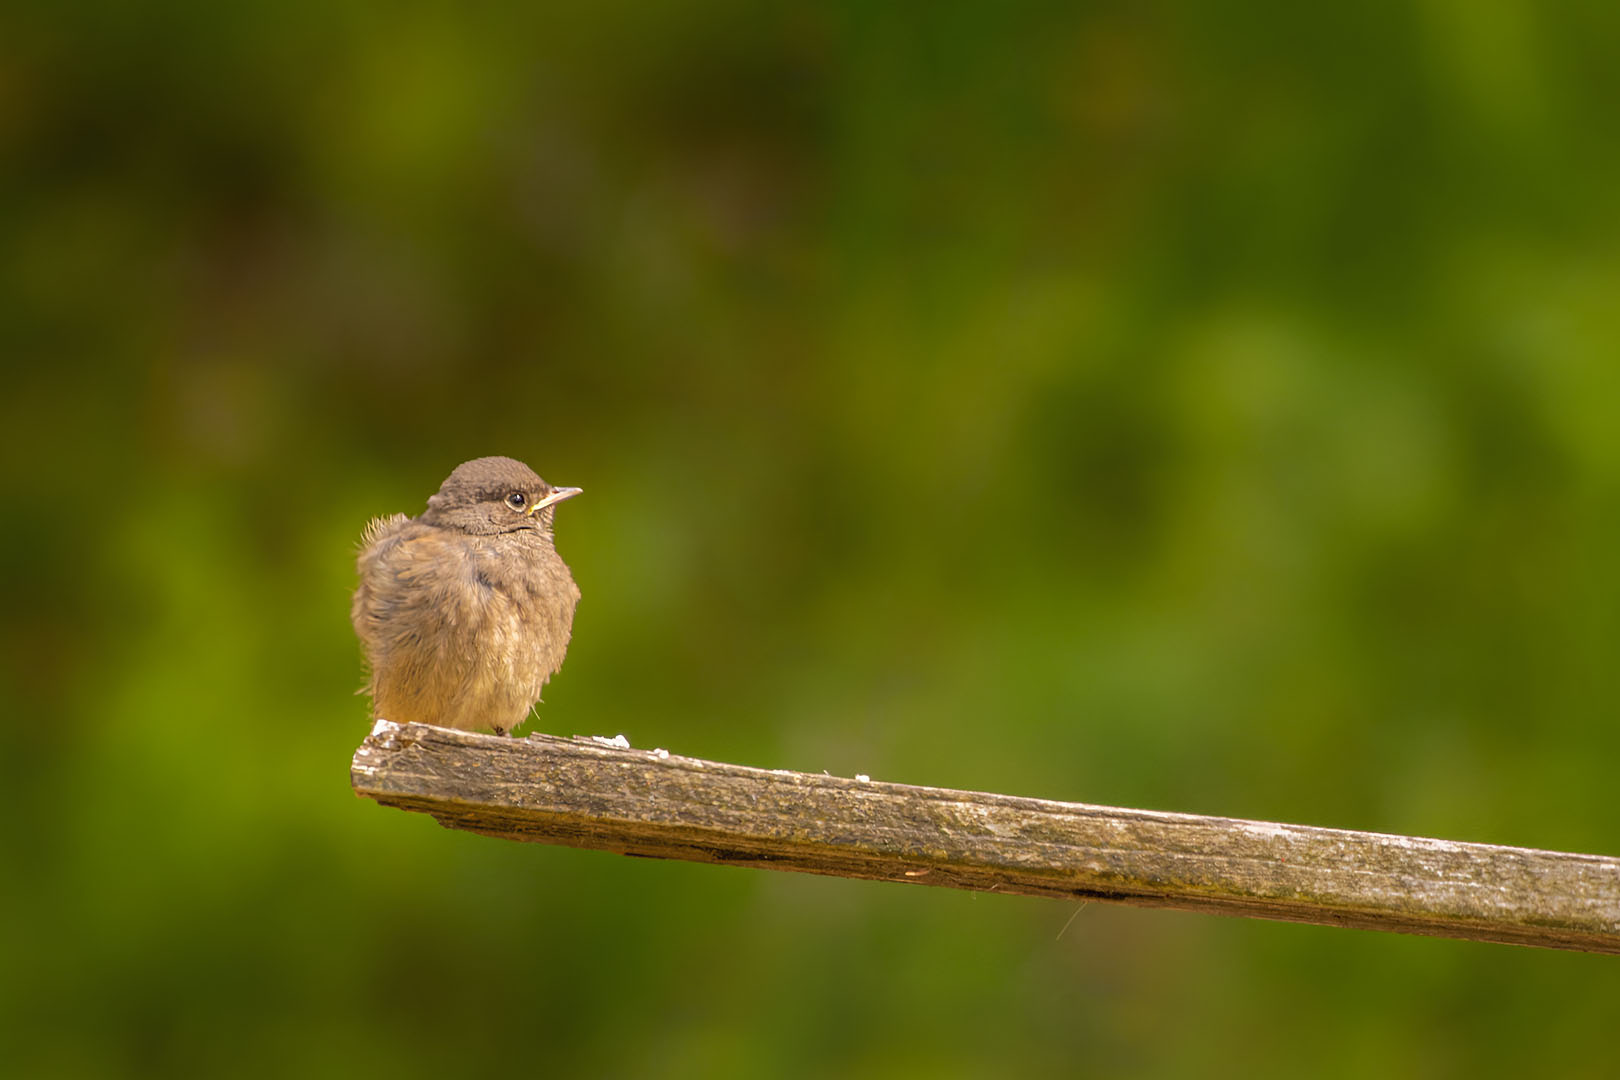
421;456;582;536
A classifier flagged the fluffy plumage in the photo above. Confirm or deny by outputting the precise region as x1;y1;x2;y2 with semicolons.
351;456;582;735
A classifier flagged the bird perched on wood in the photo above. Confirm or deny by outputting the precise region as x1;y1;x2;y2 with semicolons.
351;456;582;736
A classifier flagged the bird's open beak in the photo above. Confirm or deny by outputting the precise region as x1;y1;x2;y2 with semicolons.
527;486;583;514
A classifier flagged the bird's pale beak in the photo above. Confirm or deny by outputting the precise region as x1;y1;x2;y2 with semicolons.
527;486;583;514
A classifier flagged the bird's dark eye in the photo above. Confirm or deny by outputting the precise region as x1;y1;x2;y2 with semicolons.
506;491;527;510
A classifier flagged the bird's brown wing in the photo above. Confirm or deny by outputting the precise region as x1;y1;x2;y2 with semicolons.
351;518;489;724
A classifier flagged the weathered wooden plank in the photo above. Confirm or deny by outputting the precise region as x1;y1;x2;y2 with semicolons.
350;720;1620;954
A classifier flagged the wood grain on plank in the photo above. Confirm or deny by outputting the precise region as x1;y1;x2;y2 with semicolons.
351;721;1620;954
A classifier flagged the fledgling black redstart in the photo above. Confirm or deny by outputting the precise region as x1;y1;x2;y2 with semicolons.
351;456;581;735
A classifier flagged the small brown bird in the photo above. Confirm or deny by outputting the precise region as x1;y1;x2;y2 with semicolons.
351;456;582;735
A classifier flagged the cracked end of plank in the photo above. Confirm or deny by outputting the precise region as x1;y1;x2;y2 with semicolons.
350;717;403;781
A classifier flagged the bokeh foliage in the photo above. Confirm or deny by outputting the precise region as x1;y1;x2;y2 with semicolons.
4;1;1619;1076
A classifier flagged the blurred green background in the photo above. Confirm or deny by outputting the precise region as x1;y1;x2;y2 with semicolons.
5;1;1620;1076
